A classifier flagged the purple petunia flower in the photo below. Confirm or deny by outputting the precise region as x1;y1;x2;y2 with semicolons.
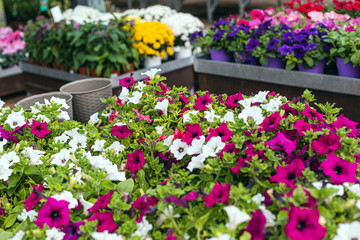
293;44;307;59
267;38;280;51
246;38;260;52
226;30;238;41
214;18;231;28
307;28;318;35
213;30;226;41
281;32;295;45
269;159;305;188
190;31;203;41
278;45;293;56
306;43;318;51
63;221;85;240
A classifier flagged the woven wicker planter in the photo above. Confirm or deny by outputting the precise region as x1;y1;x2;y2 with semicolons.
59;78;112;123
15;92;73;120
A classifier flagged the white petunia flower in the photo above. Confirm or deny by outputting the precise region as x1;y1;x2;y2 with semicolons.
312;181;323;190
154;99;169;115
22;147;45;165
93;139;106;152
105;141;126;154
207;234;232;240
187;154;206;172
104;164;126;181
326;183;344;198
187;136;205;156
89;112;100;125
119;87;130;103
259;205;276;227
135;81;146;91
169;139;189;160
141;68;161;79
79;195;93;216
45;228;65;240
87;153;112;169
334;222;360;240
52;149;71;166
17;209;37;222
0;139;8;153
0;164;13;181
54;133;69;144
52;190;78;209
133;217;153;240
48;96;69;109
57;110;70;121
183;110;199;123
261;97;282;112
224;205;251;230
9;230;25;240
92;231;123;240
204;110;220;123
238;98;253;108
164;135;174;147
221;112;235;123
1;151;20;167
69;134;87;152
128;91;143;105
203;136;225;158
5;110;26;129
155;126;164;135
252;193;265;205
238;106;264;126
344;183;360;197
0;99;5;109
253;90;269;103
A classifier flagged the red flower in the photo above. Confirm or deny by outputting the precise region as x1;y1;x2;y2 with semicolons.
111;124;134;139
202;182;231;207
132;195;159;223
89;191;113;213
89;212;118;232
22;184;44;211
34;198;70;228
284;206;326;240
31;120;51;138
244;210;266;240
312;132;341;155
250;9;265;20
125;149;146;174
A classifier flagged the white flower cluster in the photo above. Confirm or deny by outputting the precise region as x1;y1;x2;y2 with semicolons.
119;5;176;22
63;5;121;24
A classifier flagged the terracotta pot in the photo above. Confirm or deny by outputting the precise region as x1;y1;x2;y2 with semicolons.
122;63;134;74
111;69;121;75
78;67;88;75
60;64;65;71
41;62;48;68
52;63;60;69
91;69;103;77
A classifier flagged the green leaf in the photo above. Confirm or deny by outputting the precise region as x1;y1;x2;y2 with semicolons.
240;231;252;240
24;165;40;175
304;56;314;67
8;174;21;188
3;214;17;229
0;231;13;240
116;179;134;194
154;143;168;152
137;169;149;192
195;210;212;232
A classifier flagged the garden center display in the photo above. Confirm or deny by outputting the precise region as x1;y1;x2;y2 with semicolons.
1;69;360;239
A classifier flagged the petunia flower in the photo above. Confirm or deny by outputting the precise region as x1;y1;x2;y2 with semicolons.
46;228;65;240
301;105;324;122
320;152;358;185
169;139;189;160
203;136;226;157
187;154;206;172
243;210;266;240
89;212;118;233
31;120;51;138
187;136;205;155
266;131;297;154
154;99;169;115
119;76;135;88
312;132;341;155
223;205;251;230
133;109;152;123
111;124;134;139
206;123;233;142
182;123;203;145
34;197;70;228
269;159;305;188
63;221;84;240
238;106;264;126
89;191;113;213
202;182;231;207
225;92;243;109
284;206;326;240
141;68;161;79
294;119;317;137
193;92;213;111
22;184;45;211
164;231;177;240
204;110;220;123
125;150;146;174
259;112;282;132
92;231;123;240
334;221;360;240
132;195;159;223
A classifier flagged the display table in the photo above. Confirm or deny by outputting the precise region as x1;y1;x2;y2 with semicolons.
0;66;26;97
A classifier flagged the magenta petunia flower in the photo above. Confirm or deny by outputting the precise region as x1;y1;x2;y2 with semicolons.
119;76;135;88
89;191;113;213
294;119;317;137
202;182;231;207
179;94;190;105
193;92;213;111
125;149;146;174
163;191;198;208
132;109;152;123
301;105;324;122
219;143;239;160
230;157;248;174
269;159;305;188
63;221;84;240
156;82;170;95
31;120;51;138
164;231;177;240
284;206;326;240
206;123;233;142
286;187;317;208
132;195;159;223
281;102;298;116
266;132;297;154
320;152;358;185
89;212;118;233
34;197;70;228
312;132;341;155
244;209;266;240
111;124;134;139
244;143;266;161
259;112;282;132
181;123;203;145
225;92;243;109
22;184;45;211
0;208;4;216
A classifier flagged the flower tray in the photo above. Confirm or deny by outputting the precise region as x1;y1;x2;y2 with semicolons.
194;56;360;122
20;57;195;95
0;66;26;97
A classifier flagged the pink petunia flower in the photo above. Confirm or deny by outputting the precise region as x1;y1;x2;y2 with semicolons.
312;132;341;155
269;159;305;188
225;92;243;109
193;92;213;111
132;195;159;223
202;182;231;207
31;120;51;138
119;76;135;89
89;191;113;213
111;124;134;139
125;149;145;174
132;109;152;123
301;105;324;122
219;143;239;160
320;152;358;185
284;206;326;240
181;123;203;145
207;123;233;142
89;212;118;232
281;102;298;116
244;209;266;240
164;232;177;240
331;114;358;130
266;132;297;154
34;197;70;228
294;119;317;137
259;112;282;132
163;191;198;208
250;9;265;20
22;184;45;211
230;157;248;174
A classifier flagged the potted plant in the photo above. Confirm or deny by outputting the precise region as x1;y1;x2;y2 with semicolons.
0;27;26;69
